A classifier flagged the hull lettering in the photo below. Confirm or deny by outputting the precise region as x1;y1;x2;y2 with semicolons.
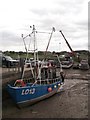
21;88;35;95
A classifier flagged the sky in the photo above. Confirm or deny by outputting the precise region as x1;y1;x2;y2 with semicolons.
0;0;89;52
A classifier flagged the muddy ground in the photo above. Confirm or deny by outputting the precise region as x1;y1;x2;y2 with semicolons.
1;68;89;119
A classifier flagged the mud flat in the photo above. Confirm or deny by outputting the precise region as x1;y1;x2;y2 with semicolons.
2;79;88;118
1;68;89;118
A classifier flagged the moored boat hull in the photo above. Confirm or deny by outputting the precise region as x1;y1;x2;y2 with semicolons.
7;80;62;107
62;63;73;69
17;88;57;107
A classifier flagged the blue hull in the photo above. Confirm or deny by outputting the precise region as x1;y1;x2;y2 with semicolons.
7;79;62;107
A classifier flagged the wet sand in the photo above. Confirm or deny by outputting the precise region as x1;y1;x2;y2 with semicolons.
2;79;88;118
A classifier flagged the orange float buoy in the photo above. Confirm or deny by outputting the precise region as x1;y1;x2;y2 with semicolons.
48;87;52;92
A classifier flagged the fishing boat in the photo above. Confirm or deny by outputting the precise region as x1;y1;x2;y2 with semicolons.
61;60;73;69
7;25;64;107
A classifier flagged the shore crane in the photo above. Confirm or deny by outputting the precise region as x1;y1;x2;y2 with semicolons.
59;30;80;63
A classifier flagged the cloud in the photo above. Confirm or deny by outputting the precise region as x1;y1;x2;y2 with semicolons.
0;0;89;52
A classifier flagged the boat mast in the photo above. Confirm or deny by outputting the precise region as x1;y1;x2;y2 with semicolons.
44;27;55;60
33;25;36;62
21;30;35;80
31;25;41;83
21;34;31;80
32;25;37;81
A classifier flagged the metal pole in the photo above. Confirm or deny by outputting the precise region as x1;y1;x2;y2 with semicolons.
21;34;31;80
33;25;36;62
59;30;73;52
44;27;55;60
32;25;37;81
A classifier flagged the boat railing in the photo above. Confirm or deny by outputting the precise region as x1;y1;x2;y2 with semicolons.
23;76;61;86
23;78;35;83
35;77;61;85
